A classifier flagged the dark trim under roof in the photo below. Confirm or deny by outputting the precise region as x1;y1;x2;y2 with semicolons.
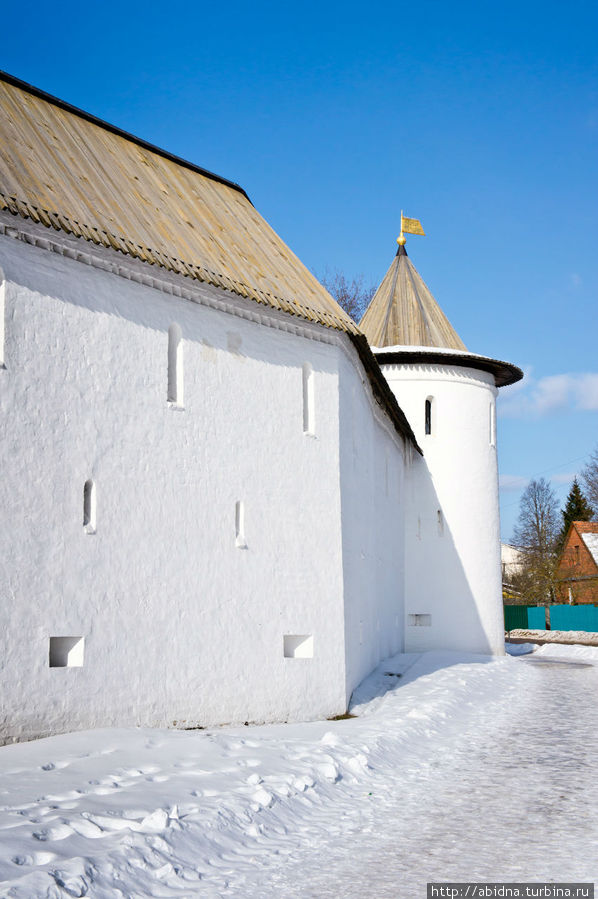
349;335;422;453
0;70;251;203
373;349;523;388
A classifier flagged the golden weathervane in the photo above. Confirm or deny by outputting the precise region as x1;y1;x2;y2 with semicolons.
397;211;425;246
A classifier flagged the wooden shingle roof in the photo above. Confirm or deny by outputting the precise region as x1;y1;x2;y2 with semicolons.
0;71;357;335
359;244;466;350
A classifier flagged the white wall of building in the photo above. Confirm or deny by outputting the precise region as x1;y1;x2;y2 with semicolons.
338;355;406;697
381;360;505;656
0;230;409;742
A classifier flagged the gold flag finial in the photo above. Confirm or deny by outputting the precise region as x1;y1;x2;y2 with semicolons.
397;211;425;246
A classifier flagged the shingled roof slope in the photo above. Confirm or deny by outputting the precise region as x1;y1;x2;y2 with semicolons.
359;244;466;350
0;71;357;335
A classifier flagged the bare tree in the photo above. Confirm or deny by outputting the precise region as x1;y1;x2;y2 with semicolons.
581;445;598;518
511;477;560;616
319;269;376;324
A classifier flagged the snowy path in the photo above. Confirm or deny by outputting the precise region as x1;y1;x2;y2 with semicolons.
227;652;598;897
1;646;597;897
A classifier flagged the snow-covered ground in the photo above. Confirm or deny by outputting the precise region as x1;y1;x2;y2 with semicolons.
1;645;597;898
508;628;598;645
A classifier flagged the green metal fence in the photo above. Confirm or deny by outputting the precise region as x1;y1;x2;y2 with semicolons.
504;604;598;632
504;605;529;631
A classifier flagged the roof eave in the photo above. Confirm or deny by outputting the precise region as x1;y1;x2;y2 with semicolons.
372;347;523;388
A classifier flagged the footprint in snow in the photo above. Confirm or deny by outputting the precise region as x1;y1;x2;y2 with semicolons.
51;871;89;897
12;850;56;866
33;822;74;841
41;760;70;771
98;775;124;786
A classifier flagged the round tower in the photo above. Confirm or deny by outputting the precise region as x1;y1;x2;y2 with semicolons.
360;236;522;655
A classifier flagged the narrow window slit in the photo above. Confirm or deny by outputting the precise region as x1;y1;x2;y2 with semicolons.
235;500;247;548
168;323;184;407
302;363;315;435
424;397;433;435
83;480;96;534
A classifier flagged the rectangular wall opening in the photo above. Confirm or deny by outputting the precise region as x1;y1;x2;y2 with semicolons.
302;363;315;435
83;479;96;534
283;634;314;658
489;401;496;446
235;500;247;548
168;323;184;408
408;614;432;627
49;636;85;667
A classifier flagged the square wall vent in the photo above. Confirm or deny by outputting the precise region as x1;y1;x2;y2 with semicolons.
283;634;314;659
408;614;432;627
49;636;85;667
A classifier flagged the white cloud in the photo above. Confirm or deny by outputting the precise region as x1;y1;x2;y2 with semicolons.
577;374;598;409
498;371;598;418
499;474;529;491
551;471;578;485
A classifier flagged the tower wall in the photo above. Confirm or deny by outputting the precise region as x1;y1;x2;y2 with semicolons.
380;360;505;655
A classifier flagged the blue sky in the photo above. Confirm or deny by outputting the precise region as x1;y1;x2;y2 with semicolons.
3;0;597;538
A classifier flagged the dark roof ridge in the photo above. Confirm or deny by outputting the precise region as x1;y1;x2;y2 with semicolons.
0;69;251;204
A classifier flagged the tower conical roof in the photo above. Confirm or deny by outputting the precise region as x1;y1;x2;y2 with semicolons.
359;244;466;350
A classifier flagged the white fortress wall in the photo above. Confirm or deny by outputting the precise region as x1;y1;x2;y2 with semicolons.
338;350;406;700
0;228;352;742
383;361;504;655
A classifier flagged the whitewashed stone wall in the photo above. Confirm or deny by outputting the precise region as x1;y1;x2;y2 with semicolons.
380;359;505;656
338;354;406;695
0;228;407;742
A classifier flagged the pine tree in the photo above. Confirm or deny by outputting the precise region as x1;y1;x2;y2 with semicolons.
556;478;594;553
